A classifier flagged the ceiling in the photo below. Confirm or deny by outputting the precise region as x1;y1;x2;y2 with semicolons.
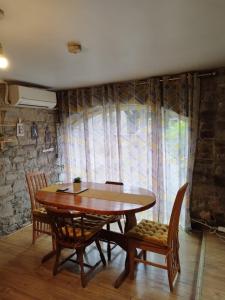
0;0;225;89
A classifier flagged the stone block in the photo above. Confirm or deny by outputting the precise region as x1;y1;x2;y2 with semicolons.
199;210;212;222
6;172;18;182
214;164;225;186
13;156;25;163
215;120;225;131
17;137;27;146
0;158;11;172
217;101;225;112
37;155;48;165
16;149;26;156
16;162;25;171
24;159;37;170
199;111;216;121
0;185;12;197
215;141;225;161
13;191;27;201
200;130;214;139
214;213;225;226
1;200;13;217
196;140;214;160
27;149;37;159
193;162;214;184
215;127;225;140
13;180;26;193
0;176;6;185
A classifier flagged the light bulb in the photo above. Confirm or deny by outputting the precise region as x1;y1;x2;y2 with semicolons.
0;55;9;69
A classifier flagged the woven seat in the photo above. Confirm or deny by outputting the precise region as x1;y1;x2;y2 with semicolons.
62;226;94;240
127;183;188;292
64;217;107;240
127;220;168;246
85;213;120;223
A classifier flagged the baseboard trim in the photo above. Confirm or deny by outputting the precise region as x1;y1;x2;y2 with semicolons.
195;231;206;300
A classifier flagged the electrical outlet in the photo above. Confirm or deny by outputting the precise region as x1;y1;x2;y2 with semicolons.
217;226;225;233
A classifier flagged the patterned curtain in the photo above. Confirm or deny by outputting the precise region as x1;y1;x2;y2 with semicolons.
57;73;199;228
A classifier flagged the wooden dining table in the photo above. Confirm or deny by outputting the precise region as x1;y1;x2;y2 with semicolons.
36;181;156;288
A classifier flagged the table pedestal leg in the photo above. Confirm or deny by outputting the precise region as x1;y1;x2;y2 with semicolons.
114;212;137;288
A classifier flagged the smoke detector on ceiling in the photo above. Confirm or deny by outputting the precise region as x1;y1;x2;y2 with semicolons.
67;41;82;54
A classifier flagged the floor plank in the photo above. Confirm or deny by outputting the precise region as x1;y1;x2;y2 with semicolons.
0;225;201;300
201;233;225;300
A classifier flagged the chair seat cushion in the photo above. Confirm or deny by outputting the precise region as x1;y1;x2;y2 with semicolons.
62;217;106;241
127;219;168;246
86;213;121;223
33;207;52;224
33;207;46;214
62;226;95;240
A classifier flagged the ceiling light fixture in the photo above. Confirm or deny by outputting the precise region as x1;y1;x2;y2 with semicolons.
67;41;82;54
0;43;9;69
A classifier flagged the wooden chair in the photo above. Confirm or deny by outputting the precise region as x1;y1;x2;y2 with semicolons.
26;172;52;244
105;181;124;260
86;181;124;261
46;207;106;288
127;183;188;292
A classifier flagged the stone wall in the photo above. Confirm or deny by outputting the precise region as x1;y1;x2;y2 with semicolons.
191;68;225;226
0;89;61;235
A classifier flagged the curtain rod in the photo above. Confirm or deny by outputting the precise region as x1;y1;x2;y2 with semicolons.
136;71;217;85
162;71;216;82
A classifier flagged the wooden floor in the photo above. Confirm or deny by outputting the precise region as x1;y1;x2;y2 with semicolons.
0;225;201;300
200;233;225;300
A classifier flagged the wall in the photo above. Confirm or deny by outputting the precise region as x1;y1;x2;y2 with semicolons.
191;68;225;226
0;89;61;235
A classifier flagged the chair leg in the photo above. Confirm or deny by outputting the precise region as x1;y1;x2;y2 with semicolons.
117;220;123;233
176;239;181;273
167;252;174;292
77;249;86;288
95;240;106;266
32;220;36;244
129;245;135;280
53;245;61;276
142;250;147;260
106;224;111;261
176;247;181;273
52;233;56;251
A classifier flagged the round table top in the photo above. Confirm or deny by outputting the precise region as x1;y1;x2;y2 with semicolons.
36;182;156;215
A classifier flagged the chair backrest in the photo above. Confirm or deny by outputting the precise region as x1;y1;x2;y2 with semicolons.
105;181;124;186
167;183;188;247
26;172;48;211
46;207;89;247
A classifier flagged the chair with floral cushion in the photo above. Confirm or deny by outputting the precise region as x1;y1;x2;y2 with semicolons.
26;172;52;244
127;183;188;291
46;207;106;287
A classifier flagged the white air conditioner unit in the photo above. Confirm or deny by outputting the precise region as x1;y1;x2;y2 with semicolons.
7;85;56;109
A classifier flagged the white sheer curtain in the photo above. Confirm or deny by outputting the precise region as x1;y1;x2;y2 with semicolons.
58;75;199;227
